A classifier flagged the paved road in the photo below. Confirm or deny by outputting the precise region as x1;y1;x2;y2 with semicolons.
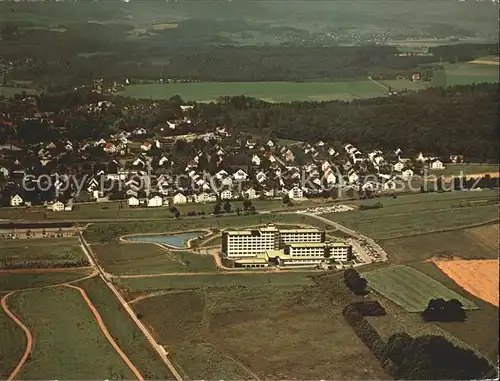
1;292;33;381
78;232;184;381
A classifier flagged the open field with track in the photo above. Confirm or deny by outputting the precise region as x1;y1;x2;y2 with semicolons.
432;259;499;307
326;190;499;240
119;80;425;102
91;242;216;275
131;282;389;380
0;238;88;270
4;286;135;379
361;265;477;312
0;269;92;292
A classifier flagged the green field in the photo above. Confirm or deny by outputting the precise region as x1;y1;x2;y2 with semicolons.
8;287;134;379
115;272;316;292
131;283;389;379
0;305;25;379
76;277;175;379
362;265;477;312
328;190;499;240
0;238;88;270
120;81;398;102
0;269;92;292
379;225;498;263
91;243;216;275
436;61;499;86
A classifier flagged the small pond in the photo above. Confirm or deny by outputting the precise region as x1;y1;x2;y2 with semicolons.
124;232;203;248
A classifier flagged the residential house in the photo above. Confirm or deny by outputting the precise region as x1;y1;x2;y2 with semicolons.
252;154;261;166
243;188;259;200
172;193;187;204
0;167;9;178
449;155;464;164
141;142;152;151
288;186;304;200
266;140;275;148
128;196;140;207
402;169;414;180
246;140;257;149
393;162;405;172
103;142;117;153
10;194;23;206
195;193;217;203
284;149;295;163
51;201;65;212
383;179;397;190
147;195;163;207
158;155;169;166
133;128;147;135
167;121;178;129
220;189;233;200
430;160;446;170
233;169;248;181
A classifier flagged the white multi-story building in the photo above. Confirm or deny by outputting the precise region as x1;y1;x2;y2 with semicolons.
328;242;352;261
280;228;325;245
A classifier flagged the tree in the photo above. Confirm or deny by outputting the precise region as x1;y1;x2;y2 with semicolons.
235;207;241;216
242;199;252;211
223;200;232;213
282;194;290;205
213;200;222;215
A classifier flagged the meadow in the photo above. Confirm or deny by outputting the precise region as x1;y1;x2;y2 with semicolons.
327;190;499;240
115;272;316;293
428;163;499;177
120;81;398;102
436;61;499;86
131;282;389;380
0;86;38;98
379;224;498;263
7;287;135;379
0;238;88;269
76;277;175;379
361;265;477;312
91;242;216;275
0;306;25;379
0;269;92;292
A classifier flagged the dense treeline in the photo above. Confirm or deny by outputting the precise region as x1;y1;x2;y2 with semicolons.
343;303;496;379
421;298;467;322
196;84;499;161
344;268;369;295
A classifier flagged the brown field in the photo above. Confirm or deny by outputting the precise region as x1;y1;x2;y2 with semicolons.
133;284;388;380
433;259;499;307
464;223;499;251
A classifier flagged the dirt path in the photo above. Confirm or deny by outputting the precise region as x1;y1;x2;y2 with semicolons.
113;269;288;279
0;267;93;275
1;292;33;381
64;284;145;380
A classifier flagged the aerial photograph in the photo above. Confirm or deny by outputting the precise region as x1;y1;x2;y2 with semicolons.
0;0;498;379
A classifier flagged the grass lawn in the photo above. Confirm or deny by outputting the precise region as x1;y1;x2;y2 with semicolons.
76;277;175;379
91;243;216;275
361;265;477;312
429;163;499;177
0;306;25;379
132;284;389;379
9;287;135;379
0;269;92;292
0;238;88;269
379;224;498;263
119;81;394;102
84;213;316;243
327;190;499;240
115;272;316;292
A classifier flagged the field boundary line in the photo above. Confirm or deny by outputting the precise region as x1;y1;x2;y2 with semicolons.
0;266;93;275
2;271;97;293
1;292;33;381
65;284;145;381
78;232;184;381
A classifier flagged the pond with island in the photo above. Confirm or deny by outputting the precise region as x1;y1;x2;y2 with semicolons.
124;232;203;248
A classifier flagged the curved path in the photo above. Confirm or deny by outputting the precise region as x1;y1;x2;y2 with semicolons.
65;284;145;381
1;292;33;381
